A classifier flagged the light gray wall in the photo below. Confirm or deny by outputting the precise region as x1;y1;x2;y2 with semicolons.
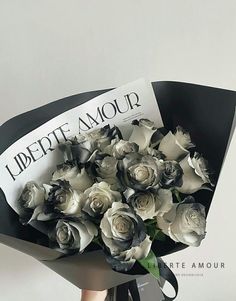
0;1;235;300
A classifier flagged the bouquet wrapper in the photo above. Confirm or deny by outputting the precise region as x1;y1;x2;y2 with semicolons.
0;81;235;294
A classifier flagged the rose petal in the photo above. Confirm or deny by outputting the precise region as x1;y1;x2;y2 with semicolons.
129;125;156;151
177;155;206;194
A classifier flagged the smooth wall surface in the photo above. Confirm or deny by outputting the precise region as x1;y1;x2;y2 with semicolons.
0;1;236;300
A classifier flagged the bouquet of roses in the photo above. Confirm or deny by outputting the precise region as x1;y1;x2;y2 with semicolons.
1;80;235;301
18;118;213;281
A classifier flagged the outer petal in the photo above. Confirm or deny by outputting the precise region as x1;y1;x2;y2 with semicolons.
177;155;206;194
69;220;96;252
129;125;156;151
70;168;94;192
155;189;173;216
119;235;152;261
158;131;189;161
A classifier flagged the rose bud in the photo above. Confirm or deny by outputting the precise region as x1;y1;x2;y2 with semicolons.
127;189;173;221
157;198;206;247
177;152;214;194
19;181;45;210
81;182;122;218
119;153;162;191
52;161;93;192
54;219;98;252
159;160;183;189
129;119;157;151
100;202;152;271
158;126;195;161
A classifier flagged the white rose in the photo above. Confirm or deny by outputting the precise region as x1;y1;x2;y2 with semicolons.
127;189;173;221
158;126;195;161
129;119;157;151
20;181;45;209
119;153;162;190
82;182;122;217
157;198;206;247
55;219;98;252
177;152;214;194
100;202;152;271
52;162;93;192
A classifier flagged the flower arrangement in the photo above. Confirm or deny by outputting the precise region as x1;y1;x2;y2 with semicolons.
18;118;213;279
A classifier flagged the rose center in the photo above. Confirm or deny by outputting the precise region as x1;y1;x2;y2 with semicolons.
134;166;149;182
136;195;151;210
58;194;67;204
57;226;70;243
113;216;132;234
92;199;103;208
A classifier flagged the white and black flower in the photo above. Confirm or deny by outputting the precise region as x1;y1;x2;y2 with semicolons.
156;197;206;247
177;152;214;194
52;161;93;192
144;147;165;160
60;135;97;164
104;139;139;159
127;189;173;221
54;219;98;252
159;160;183;189
100;202;152;271
119;153;162;190
85;125;122;151
129;119;157;151
81;182;122;218
45;180;82;217
19;181;45;210
60;125;122;163
95;156;119;190
158;126;195;161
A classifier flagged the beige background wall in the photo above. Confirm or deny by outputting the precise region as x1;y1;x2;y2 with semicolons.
0;1;235;300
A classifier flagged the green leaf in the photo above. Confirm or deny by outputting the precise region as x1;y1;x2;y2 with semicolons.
154;230;166;241
138;250;160;280
174;190;182;203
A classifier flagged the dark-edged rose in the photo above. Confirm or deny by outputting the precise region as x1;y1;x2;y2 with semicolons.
81;182;122;218
177;152;214;194
86;125;122;151
59;136;97;164
60;125;122;163
100;202;152;271
127;189;173;221
143;147;165;160
52;161;93;192
45;180;82;216
158;126;195;161
19;181;45;209
119;153;162;190
129;119;157;151
159;160;183;189
156;197;206;247
104;139;139;159
55;219;98;252
95;156;119;190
